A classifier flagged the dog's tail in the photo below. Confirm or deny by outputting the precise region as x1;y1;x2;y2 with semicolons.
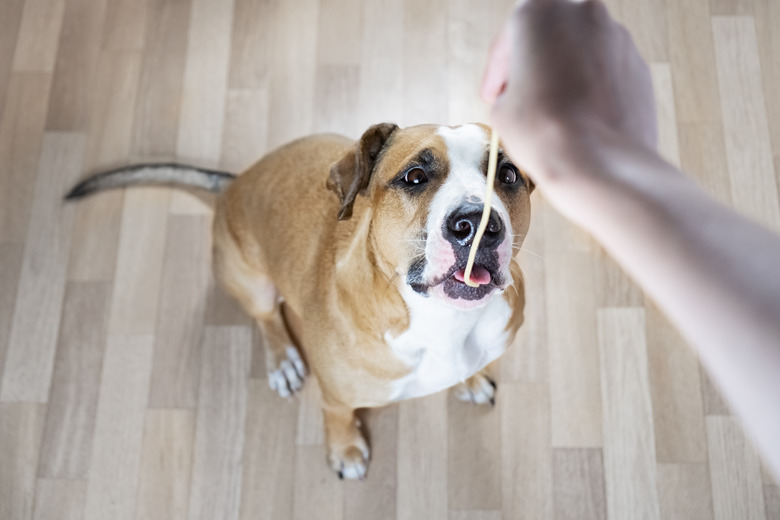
64;163;236;200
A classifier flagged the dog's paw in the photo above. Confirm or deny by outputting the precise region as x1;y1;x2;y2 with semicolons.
453;372;497;406
268;346;307;398
328;435;370;481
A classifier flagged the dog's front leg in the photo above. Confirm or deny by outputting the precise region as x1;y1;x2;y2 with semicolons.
322;400;369;480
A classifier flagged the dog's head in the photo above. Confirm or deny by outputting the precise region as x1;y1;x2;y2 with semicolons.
328;123;533;310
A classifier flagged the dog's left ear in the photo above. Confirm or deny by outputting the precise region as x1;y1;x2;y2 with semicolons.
327;122;398;220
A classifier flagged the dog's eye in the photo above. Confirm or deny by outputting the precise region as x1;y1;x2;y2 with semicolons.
498;164;518;185
404;167;428;185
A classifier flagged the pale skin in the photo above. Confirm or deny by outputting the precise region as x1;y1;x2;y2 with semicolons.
483;0;780;481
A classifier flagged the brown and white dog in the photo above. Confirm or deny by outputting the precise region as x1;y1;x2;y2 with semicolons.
66;122;533;479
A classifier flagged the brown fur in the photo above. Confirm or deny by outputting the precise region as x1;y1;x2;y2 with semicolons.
211;124;531;477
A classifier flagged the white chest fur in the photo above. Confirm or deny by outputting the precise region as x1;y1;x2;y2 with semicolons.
386;286;513;401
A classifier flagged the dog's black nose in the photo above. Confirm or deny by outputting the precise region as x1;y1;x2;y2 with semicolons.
445;204;504;249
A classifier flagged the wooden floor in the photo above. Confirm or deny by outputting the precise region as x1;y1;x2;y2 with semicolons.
1;0;779;518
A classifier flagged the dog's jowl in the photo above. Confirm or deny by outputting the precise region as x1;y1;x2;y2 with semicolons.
66;123;533;480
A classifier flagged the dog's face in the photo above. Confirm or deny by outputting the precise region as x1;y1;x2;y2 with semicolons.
328;123;533;310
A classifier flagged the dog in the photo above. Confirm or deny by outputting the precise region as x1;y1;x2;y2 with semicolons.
66;122;533;479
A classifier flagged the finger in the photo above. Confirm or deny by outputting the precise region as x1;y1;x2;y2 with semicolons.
481;20;512;103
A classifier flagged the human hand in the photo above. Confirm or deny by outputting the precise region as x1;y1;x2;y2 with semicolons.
482;0;657;193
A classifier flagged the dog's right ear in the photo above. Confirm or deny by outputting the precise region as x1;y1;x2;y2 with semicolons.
327;123;398;220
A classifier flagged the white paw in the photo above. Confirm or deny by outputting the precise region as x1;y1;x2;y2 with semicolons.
454;373;497;406
268;346;307;398
328;436;370;481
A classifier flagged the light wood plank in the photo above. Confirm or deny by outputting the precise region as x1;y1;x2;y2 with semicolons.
501;382;553;519
238;379;297;520
220;88;268;173
135;409;195;520
546;251;602;447
69;50;142;282
0;403;46;520
700;366;732;416
615;0;668;62
710;0;754;15
131;0;190;158
449;512;502;520
707;416;767;520
313;64;360;137
171;0;234;214
82;334;154;520
38;282;110;478
291;445;344;520
651;62;682;168
678;122;732;206
107;186;171;335
0;72;52;243
45;0;107;131
552;448;606;520
343;405;399;519
446;0;492;124
12;0;65;73
266;0;319;149
645;303;707;463
32;479;86;520
0;244;24;386
204;280;251;327
753;0;780;157
402;0;448;125
657;463;715;520
356;0;404;130
295;374;324;446
447;393;501;510
765;485;779;519
317;0;362;66
187;326;250;520
500;201;548;383
227;0;272;90
148;215;211;408
101;0;148;51
593;246;643;307
398;392;448;520
712;16;780;230
598;308;660;520
0;0;24;119
666;0;722;123
1;132;84;403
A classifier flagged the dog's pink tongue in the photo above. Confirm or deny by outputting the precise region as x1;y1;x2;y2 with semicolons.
454;266;491;285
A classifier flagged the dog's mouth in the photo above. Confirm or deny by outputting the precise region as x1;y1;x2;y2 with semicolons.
407;254;504;305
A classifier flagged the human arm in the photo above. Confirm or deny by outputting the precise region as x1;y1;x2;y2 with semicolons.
483;0;780;480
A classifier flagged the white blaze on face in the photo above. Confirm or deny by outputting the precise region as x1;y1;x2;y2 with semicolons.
422;124;513;283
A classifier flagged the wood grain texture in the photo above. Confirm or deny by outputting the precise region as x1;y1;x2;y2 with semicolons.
221;88;269;173
598;308;660;520
101;0;148;51
712;16;780;230
501;382;553;519
0;72;52;244
0;0;24;119
397;392;448;520
552;448;607;520
11;0;65;72
678;122;732;206
0;403;46;520
546;251;602;447
1;132;84;403
753;0;780;158
32;479;87;520
292;445;344;520
447;394;501;510
45;0;106;131
0;244;24;386
187;326;250;520
657;463;715;520
651;63;682;168
707;416;767;520
38;282;110;479
148;215;211;408
135;409;195;520
238;379;297;520
82;335;153;520
107;187;170;335
645;303;707;463
765;485;780;520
